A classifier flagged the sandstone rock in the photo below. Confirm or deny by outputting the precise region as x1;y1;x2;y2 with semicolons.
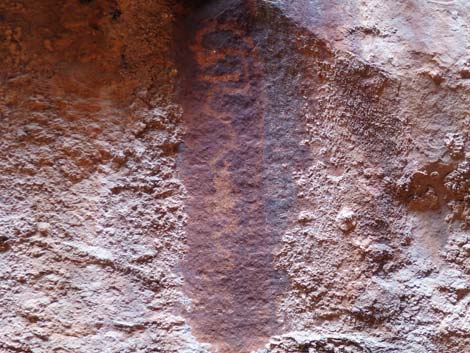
1;0;470;352
336;208;357;233
37;222;51;235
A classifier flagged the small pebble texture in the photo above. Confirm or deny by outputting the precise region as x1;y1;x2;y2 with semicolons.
0;0;469;352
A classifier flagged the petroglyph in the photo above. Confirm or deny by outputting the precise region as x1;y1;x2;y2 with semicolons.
178;2;286;352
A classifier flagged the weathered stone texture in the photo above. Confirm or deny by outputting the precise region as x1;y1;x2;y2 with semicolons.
0;1;469;353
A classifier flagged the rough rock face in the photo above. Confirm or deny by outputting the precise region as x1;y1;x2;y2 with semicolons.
0;1;206;352
0;0;469;353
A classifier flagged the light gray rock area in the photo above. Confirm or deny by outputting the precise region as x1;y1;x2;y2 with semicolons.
0;0;468;352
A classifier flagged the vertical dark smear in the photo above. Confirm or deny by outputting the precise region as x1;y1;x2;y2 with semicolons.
174;1;309;352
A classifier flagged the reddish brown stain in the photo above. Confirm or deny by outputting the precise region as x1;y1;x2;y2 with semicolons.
177;1;286;352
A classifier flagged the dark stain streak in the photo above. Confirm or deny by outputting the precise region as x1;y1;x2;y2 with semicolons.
177;1;284;352
176;1;310;352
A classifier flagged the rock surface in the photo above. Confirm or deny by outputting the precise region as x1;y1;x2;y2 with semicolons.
0;0;469;352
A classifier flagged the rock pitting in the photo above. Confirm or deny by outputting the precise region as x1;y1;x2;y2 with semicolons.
0;0;469;352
